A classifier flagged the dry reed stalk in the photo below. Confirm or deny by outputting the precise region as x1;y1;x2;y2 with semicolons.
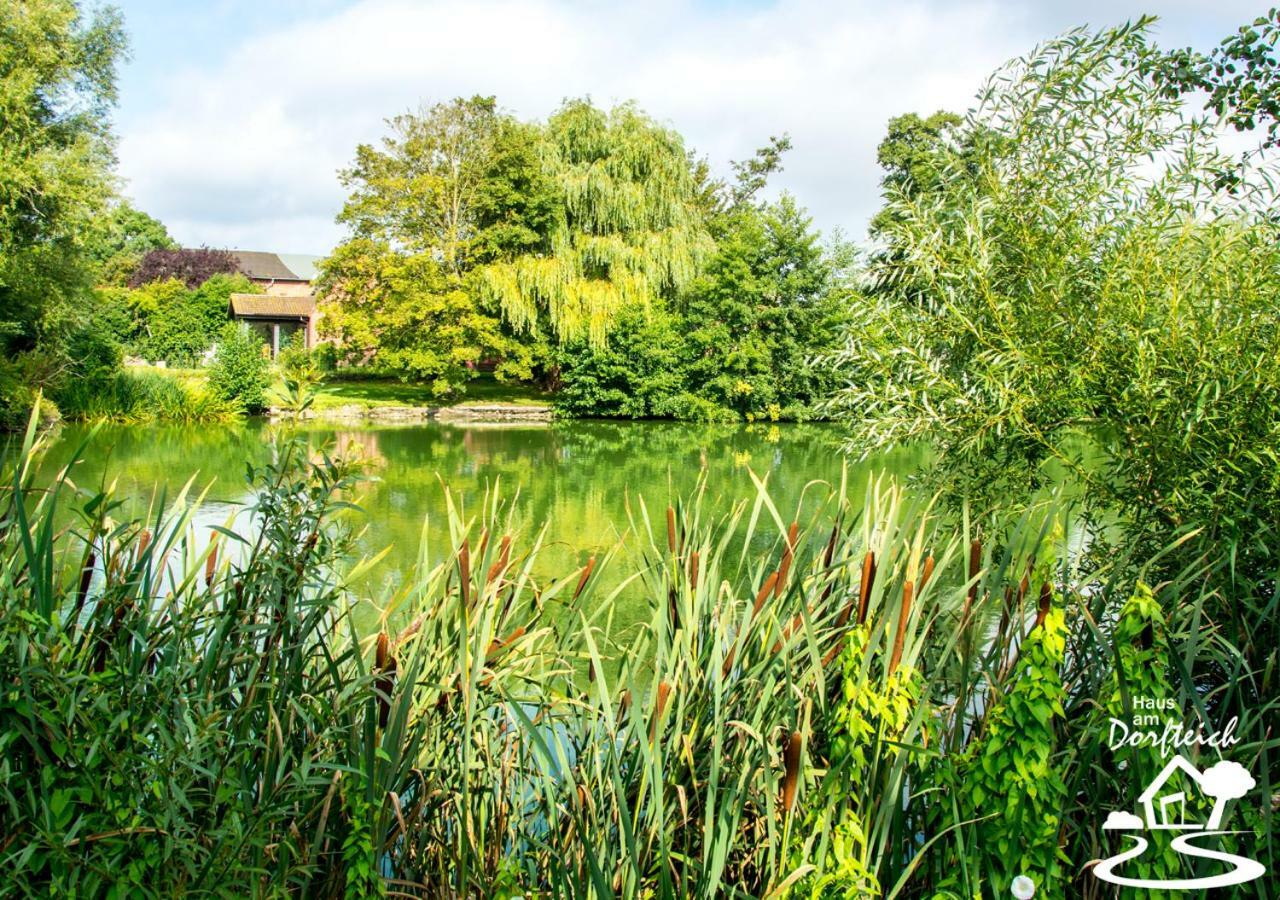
889;579;914;675
782;731;803;814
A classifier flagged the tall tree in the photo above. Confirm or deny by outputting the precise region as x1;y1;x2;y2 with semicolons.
0;0;126;352
478;100;713;346
87;201;176;285
321;98;556;391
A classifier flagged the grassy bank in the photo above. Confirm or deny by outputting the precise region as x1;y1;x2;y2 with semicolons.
312;373;551;410
1;413;1273;897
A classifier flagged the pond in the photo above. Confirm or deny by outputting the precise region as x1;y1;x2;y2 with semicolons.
16;418;926;629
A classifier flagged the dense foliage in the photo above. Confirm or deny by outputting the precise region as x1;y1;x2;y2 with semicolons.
0;0;126;426
825;20;1280;576
207;322;271;414
2;424;1271;896
321;97;847;417
128;247;239;290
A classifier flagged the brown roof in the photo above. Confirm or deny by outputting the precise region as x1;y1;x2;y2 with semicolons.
229;293;315;318
232;250;311;282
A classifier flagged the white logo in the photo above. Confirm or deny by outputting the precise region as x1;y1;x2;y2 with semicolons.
1093;756;1266;889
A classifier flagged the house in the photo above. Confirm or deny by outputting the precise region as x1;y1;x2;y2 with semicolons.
1137;756;1218;830
226;251;322;356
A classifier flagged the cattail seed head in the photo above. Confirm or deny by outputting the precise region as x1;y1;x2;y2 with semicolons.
782;731;803;814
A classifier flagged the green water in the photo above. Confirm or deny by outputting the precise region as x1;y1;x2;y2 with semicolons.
18;419;923;618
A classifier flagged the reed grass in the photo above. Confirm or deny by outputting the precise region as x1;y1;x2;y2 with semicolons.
0;405;1275;897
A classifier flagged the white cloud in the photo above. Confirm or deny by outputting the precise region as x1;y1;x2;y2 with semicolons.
115;0;1264;254
1103;810;1144;830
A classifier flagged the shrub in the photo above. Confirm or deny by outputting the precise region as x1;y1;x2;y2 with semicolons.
55;369;237;424
208;322;271;414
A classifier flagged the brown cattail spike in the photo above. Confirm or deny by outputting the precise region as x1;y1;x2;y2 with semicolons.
573;557;596;601
689;551;699;589
856;551;877;626
666;507;677;555
650;681;672;742
782;731;803;814
753;571;779;618
487;535;511;586
1033;582;1053;631
920;555;935;592
889;580;914;675
205;541;218;588
776;522;799;597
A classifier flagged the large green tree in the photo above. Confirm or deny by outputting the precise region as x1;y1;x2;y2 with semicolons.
320;97;556;391
478;100;713;346
681;195;850;419
0;0;125;352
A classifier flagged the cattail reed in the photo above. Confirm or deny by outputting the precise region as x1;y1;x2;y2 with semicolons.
856;551;877;625
573;556;595;600
375;632;397;729
137;529;152;558
205;540;218;588
650;681;672;742
920;554;935;592
1033;582;1052;631
889;579;914;675
771;613;806;654
753;571;779;619
486;626;526;661
487;535;511;586
963;538;982;620
776;522;799;597
782;731;803;814
666;506;677;555
689;551;699;589
820;523;840;605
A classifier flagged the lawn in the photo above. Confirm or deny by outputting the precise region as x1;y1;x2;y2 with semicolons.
312;374;552;409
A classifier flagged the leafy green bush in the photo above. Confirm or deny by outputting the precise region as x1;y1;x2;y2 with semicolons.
555;305;688;418
208;322;271;413
55;369;237;424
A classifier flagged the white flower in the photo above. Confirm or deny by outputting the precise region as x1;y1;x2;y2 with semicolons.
1011;875;1036;899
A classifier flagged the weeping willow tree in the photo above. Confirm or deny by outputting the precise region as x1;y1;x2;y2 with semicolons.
479;100;713;346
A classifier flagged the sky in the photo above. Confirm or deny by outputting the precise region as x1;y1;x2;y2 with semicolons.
105;0;1265;255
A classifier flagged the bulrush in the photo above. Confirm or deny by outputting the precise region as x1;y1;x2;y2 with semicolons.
889;579;914;675
855;551;877;626
205;540;218;588
776;522;799;597
485;626;526;662
753;571;780;619
137;529;152;558
72;549;96;624
963;538;982;621
650;681;672;742
487;535;512;587
667;506;677;555
375;632;397;729
920;554;935;592
689;551;699;589
1033;582;1052;631
782;731;803;814
573;556;595;601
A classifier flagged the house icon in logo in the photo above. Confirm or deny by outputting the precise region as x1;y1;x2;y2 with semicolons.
1134;757;1251;831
